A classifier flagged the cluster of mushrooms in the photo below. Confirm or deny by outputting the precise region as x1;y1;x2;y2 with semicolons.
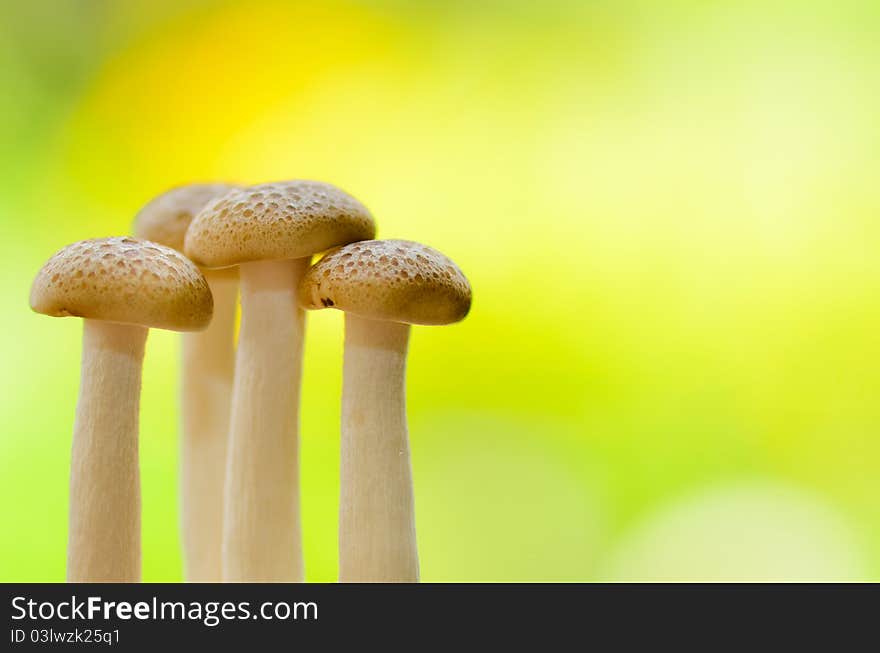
29;180;472;583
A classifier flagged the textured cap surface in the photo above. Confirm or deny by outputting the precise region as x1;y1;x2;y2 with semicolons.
299;239;471;325
133;183;239;252
184;180;376;268
30;237;213;331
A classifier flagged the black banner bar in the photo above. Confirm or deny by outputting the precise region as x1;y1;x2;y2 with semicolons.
2;583;875;647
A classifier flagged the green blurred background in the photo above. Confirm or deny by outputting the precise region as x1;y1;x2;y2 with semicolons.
2;0;879;581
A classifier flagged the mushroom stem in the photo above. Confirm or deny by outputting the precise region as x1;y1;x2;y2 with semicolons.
223;258;308;582
180;270;237;582
68;319;147;583
339;313;419;582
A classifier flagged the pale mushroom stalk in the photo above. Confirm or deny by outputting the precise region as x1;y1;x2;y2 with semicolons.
340;314;418;582
68;320;147;583
133;182;240;583
31;237;213;584
298;239;471;583
185;180;376;582
222;258;308;582
179;269;237;582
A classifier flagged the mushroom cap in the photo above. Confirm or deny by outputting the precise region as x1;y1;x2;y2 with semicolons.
30;237;214;332
133;183;240;252
299;239;472;326
184;180;376;268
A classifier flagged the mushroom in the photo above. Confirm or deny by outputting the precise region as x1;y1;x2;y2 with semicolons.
184;180;375;582
133;183;239;583
299;239;471;582
30;237;213;582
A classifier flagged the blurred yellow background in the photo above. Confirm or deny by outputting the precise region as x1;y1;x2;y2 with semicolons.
2;0;879;581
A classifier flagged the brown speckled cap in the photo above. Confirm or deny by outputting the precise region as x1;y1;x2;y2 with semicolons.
184;180;376;268
30;237;213;332
133;183;239;253
299;239;471;326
